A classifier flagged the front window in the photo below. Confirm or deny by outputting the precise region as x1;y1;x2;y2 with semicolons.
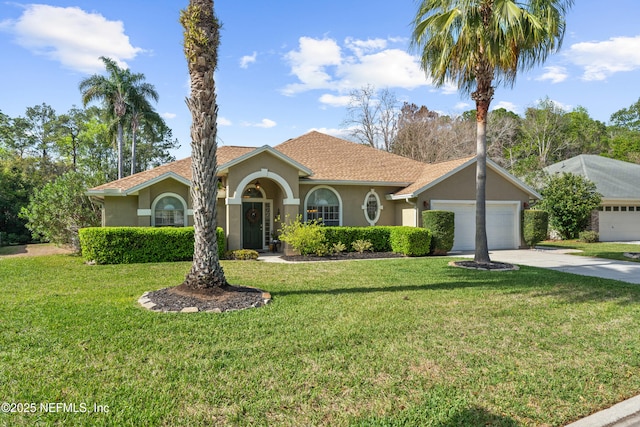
362;189;382;225
154;196;184;226
306;187;340;226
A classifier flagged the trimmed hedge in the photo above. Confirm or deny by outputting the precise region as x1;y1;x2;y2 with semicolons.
422;210;455;255
323;226;392;252
79;226;225;264
389;226;431;257
523;210;549;248
323;226;430;256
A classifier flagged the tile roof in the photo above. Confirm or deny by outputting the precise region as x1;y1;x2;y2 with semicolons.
545;154;640;200
88;131;483;197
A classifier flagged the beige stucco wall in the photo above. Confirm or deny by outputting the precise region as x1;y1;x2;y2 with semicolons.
416;164;530;225
298;184;403;227
103;196;139;226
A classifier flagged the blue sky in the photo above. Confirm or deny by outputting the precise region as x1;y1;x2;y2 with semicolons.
2;1;640;160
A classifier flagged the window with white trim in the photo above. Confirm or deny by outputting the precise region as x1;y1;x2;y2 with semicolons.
306;187;340;225
154;195;185;226
362;189;382;225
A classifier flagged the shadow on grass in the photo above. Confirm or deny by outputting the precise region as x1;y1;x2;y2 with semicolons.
273;266;640;306
352;391;521;427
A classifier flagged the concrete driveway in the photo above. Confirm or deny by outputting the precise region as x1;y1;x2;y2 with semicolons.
453;247;640;285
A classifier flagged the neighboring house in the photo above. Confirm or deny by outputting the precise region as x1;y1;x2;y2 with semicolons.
87;131;540;252
545;154;640;241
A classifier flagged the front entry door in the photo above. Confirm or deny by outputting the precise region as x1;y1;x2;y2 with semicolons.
242;202;263;249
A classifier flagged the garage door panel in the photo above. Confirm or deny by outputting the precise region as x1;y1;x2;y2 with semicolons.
599;212;640;241
431;201;519;251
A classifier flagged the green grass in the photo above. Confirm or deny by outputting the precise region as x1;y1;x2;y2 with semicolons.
538;240;640;262
2;255;640;426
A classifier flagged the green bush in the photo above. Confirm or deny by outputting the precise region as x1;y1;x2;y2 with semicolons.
352;239;373;253
389;227;431;257
539;173;602;239
278;215;327;256
79;227;225;264
523;210;549;248
225;249;259;260
578;230;599;243
422;211;454;255
323;226;392;252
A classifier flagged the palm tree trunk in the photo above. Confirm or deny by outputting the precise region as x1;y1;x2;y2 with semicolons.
117;122;124;179
475;116;490;264
181;0;226;290
472;69;493;265
131;129;137;176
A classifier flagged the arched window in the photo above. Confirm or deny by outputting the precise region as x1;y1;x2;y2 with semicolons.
305;187;341;226
362;189;382;225
153;194;186;227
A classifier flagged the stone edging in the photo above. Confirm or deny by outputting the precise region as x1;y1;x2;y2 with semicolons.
137;291;272;313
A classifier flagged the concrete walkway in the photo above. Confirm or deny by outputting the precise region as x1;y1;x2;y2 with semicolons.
455;247;640;285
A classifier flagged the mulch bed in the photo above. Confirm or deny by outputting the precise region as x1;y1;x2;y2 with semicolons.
449;260;519;271
144;283;269;313
282;251;406;262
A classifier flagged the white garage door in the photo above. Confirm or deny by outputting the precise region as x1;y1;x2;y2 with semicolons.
430;200;520;251
599;211;640;241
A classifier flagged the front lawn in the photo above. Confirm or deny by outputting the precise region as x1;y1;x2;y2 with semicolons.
2;255;640;426
538;240;640;262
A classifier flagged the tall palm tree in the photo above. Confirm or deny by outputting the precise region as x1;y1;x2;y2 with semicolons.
127;101;163;175
180;0;226;289
411;0;573;264
79;57;158;179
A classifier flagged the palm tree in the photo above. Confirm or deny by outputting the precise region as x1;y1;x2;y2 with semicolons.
180;0;226;289
79;57;158;179
411;0;573;264
126;101;163;175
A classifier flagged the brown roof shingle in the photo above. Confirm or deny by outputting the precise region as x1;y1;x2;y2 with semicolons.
275;131;425;183
88;131;476;196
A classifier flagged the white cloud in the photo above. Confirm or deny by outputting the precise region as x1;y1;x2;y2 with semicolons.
491;101;520;114
241;118;277;128
308;126;352;139
318;93;351;107
218;117;232;126
454;102;472;111
567;36;640;81
161;112;176;119
282;36;430;96
3;4;143;73
240;51;257;69
535;66;569;84
282;37;342;95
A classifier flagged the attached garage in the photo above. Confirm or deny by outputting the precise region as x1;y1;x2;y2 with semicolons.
599;208;640;241
545;155;640;243
431;200;521;251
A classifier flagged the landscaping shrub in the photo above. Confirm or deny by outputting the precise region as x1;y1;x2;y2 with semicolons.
323;226;393;252
389;226;431;257
579;230;599;243
79;227;226;264
422;210;454;255
352;239;373;253
278;215;327;256
225;249;259;260
523;209;549;248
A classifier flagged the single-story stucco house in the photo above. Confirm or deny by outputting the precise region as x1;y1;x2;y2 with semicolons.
87;131;541;252
545;154;640;241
